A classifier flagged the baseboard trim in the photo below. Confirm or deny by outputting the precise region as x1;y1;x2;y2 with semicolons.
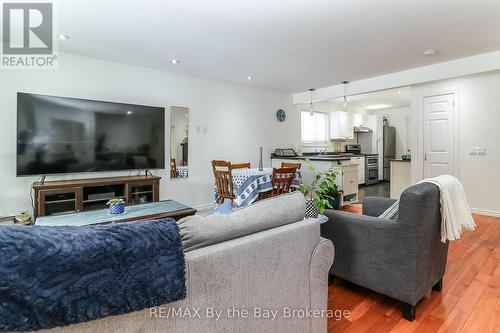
470;208;500;218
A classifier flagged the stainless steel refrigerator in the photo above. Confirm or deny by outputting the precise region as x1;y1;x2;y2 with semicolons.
383;126;396;182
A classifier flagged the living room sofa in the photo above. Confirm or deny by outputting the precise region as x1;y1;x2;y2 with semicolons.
38;192;334;333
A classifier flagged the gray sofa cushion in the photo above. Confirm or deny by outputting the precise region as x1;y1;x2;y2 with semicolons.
178;192;306;251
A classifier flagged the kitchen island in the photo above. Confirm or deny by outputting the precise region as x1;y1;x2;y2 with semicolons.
270;154;352;163
271;155;359;205
390;159;411;199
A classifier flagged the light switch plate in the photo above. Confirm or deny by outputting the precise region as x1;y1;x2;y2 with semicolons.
470;146;487;155
476;147;487;155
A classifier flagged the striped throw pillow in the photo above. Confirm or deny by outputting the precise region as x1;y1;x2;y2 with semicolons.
378;200;399;220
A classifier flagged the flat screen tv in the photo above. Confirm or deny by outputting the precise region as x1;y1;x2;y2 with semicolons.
17;93;165;176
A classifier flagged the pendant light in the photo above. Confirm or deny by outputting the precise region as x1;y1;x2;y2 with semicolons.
342;81;349;111
300;88;316;116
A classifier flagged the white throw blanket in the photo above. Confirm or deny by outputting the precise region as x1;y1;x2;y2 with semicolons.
419;175;476;242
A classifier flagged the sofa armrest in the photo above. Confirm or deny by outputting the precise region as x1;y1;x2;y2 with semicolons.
362;197;398;217
309;237;334;333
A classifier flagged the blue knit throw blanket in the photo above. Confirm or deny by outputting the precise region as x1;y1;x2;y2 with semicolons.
0;218;186;332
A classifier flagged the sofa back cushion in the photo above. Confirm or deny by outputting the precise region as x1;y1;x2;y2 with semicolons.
178;192;306;251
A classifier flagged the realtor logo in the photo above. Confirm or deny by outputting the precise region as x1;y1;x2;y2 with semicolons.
1;1;57;68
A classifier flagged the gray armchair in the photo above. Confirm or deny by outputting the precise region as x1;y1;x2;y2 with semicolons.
321;183;449;321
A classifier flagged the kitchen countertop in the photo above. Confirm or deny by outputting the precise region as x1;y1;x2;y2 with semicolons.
270;155;353;161
390;159;411;162
337;163;358;167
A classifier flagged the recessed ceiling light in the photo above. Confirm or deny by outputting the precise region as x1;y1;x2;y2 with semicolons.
57;34;70;40
126;110;132;115
423;49;436;56
397;90;402;94
247;76;254;80
171;59;180;64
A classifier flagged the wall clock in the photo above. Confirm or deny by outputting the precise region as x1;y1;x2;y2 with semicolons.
276;109;286;122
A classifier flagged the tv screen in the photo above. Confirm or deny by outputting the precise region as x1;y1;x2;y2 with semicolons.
17;93;165;176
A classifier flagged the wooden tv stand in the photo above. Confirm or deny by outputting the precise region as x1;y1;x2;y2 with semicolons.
32;175;160;218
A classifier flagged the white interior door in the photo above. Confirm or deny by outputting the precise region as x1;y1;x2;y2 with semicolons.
423;93;455;178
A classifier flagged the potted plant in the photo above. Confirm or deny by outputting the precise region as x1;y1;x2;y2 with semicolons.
319;168;342;210
106;198;125;215
299;161;333;218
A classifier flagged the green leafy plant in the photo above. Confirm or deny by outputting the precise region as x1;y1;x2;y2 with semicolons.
298;160;342;214
319;168;342;205
106;198;125;206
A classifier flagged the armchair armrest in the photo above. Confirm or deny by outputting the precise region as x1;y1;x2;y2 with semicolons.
322;210;400;233
321;210;406;262
362;197;398;217
321;209;416;304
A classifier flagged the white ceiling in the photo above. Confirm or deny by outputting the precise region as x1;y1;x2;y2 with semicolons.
57;0;500;92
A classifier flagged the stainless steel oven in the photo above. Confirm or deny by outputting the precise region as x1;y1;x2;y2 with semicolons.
366;155;378;166
365;154;379;185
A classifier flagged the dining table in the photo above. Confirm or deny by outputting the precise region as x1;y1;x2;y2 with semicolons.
176;166;189;178
229;167;301;207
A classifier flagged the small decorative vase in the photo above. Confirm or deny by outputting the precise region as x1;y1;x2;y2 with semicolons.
305;201;319;218
109;203;125;215
258;147;263;171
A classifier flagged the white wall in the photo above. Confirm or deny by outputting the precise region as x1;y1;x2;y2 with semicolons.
0;53;298;214
411;70;500;215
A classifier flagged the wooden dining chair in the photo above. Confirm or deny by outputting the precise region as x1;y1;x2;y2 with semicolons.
280;162;300;191
230;162;251;170
271;167;297;196
281;162;301;169
211;160;235;205
170;158;177;178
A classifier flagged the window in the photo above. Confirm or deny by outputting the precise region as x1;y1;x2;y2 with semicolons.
301;111;328;144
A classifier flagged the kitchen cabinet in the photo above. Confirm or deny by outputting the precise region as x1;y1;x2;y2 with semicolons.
273;158;342;190
390;160;411;199
272;158;359;206
330;111;354;140
350;157;365;184
340;164;359;204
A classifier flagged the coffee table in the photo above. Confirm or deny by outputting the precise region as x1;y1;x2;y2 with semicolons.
35;200;197;226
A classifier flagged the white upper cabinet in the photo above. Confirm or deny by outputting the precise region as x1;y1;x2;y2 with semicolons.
330;111;354;140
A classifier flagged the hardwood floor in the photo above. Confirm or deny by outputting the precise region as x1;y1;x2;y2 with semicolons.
327;205;500;333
